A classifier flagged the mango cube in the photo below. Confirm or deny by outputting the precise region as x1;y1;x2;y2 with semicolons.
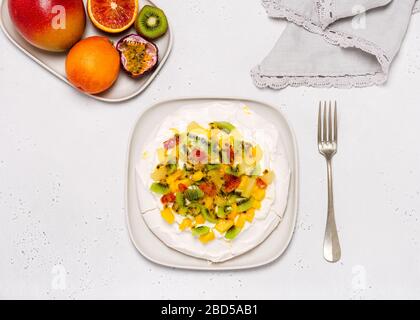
179;218;192;231
199;230;215;244
161;207;175;224
195;214;205;225
235;214;247;229
215;219;234;233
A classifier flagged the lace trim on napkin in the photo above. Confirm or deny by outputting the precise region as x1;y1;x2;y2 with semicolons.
253;0;393;89
316;0;335;29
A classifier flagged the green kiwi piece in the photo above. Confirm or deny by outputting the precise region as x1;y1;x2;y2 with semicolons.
135;5;168;40
175;192;185;208
205;164;221;171
237;199;252;212
184;187;204;202
225;226;241;240
150;182;170;194
201;207;218;224
210;122;236;133
192;226;210;236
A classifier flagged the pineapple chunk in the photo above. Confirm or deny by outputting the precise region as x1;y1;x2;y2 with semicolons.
199;230;215;244
235;214;247;229
195;214;205;225
215;219;234;233
192;171;204;181
151;165;167;181
253;187;266;201
161;208;175;224
179;218;192;231
204;197;214;210
241;177;256;198
261;171;275;185
227;210;238;221
251;199;261;209
245;209;255;222
167;170;183;185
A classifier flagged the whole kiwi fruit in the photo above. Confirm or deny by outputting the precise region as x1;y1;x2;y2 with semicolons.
135;5;168;40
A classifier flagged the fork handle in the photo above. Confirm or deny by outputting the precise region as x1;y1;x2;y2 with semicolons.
324;159;341;263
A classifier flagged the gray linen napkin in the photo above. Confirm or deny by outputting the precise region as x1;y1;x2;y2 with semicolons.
252;0;419;89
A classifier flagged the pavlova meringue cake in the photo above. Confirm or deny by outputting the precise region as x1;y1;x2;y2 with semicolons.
135;102;291;263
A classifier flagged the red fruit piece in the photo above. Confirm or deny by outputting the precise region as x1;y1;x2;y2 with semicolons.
224;174;241;193
178;183;188;192
256;178;267;189
161;193;175;204
199;182;217;197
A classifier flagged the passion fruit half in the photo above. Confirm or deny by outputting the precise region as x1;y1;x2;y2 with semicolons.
116;34;158;78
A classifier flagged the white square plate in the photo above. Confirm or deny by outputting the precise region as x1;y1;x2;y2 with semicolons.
0;0;172;103
126;98;299;270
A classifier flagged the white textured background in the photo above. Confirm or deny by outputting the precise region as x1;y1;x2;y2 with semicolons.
1;0;420;299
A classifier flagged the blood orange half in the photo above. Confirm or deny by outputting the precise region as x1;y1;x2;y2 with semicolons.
87;0;138;33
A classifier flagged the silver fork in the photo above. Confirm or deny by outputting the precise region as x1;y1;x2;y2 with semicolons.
318;101;341;263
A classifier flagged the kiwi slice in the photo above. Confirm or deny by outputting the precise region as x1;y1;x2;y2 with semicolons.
135;5;168;40
150;182;170;195
192;226;210;237
225;226;241;240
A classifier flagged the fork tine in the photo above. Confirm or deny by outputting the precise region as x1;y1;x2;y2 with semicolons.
328;101;332;142
323;101;327;142
318;102;322;144
334;101;337;142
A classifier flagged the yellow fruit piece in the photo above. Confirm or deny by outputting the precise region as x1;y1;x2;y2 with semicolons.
235;214;247;229
204;197;214;210
253;187;266;201
151;165;166;181
215;219;234;233
252;199;261;209
179;218;192;231
178;179;192;187
227;211;238;221
199;230;215;244
161;208;175;224
238;175;249;191
195;214;205;225
245;209;255;222
261;170;276;185
167;170;182;185
192;171;204;181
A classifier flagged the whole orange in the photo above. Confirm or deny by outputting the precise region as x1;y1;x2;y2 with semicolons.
66;36;120;94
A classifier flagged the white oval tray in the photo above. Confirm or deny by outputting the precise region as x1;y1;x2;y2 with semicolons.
0;0;172;103
126;97;299;270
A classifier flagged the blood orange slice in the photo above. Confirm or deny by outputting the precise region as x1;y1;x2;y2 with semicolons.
87;0;138;33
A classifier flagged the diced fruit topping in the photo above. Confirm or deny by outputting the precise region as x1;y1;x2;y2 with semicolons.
199;231;215;244
149;121;277;242
179;218;192;231
256;177;268;189
215;220;234;233
210;121;236;133
235;214;247;229
195;214;206;225
161;193;175;204
225;226;241;240
184;186;204;201
224;174;241;193
150;182;170;194
161;208;174;224
237;199;253;213
192;226;210;237
199;182;217;197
